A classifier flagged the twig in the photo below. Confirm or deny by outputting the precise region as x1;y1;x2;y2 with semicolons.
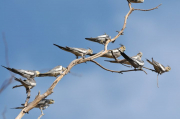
111;4;161;43
143;66;156;72
38;107;44;119
24;88;31;107
89;60;123;74
15;47;109;119
119;69;144;73
134;4;162;11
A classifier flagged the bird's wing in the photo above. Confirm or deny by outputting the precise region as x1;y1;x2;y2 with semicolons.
120;51;138;68
152;59;166;71
49;66;62;72
18;70;35;76
69;47;87;54
1;65;22;75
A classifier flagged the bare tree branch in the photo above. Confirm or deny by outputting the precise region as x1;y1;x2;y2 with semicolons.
89;60;123;74
15;2;161;119
134;4;162;11
24;88;31;107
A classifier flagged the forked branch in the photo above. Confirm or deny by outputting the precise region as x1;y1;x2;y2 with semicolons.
111;4;162;43
15;2;161;119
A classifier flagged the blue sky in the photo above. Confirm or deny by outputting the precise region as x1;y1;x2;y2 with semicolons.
0;0;180;119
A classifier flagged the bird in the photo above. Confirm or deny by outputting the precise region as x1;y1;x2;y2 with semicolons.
146;58;171;87
89;44;126;58
12;99;54;114
105;52;143;66
128;0;144;3
119;51;144;69
1;65;40;79
13;77;36;91
53;44;93;59
39;65;67;78
85;33;111;45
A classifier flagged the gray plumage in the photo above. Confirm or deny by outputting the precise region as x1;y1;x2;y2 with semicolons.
39;65;66;77
54;44;93;59
13;77;36;90
89;45;126;58
1;65;40;79
12;99;54;110
85;33;111;45
146;58;171;88
105;52;143;66
120;51;144;69
129;0;144;3
146;58;171;74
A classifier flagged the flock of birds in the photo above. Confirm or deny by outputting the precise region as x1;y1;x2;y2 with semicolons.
2;0;170;117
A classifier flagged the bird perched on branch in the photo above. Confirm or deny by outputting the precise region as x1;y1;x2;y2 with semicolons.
39;65;67;78
1;65;40;79
145;58;171;87
85;33;111;45
105;52;143;66
13;77;36;91
119;51;144;69
53;44;93;59
89;44;126;58
12;99;54;114
128;0;144;3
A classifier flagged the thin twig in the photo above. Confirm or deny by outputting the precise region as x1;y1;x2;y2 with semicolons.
24;88;31;107
38;107;44;119
111;4;161;43
89;60;123;74
143;66;156;72
134;4;162;11
119;69;143;73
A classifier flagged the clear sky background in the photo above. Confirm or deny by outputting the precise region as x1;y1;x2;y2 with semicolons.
0;0;180;119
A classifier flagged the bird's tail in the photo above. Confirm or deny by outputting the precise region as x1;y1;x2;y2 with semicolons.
1;65;10;70
87;53;96;56
104;60;118;63
11;106;25;109
85;38;97;41
53;44;65;50
38;73;51;77
146;59;154;65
